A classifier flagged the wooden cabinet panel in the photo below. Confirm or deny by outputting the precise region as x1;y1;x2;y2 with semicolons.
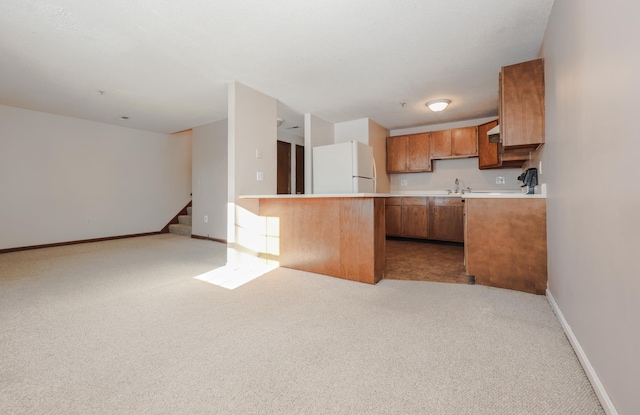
387;135;408;172
451;127;478;157
478;119;500;169
465;198;547;294
387;134;431;173
430;127;478;159
407;133;431;171
385;196;464;243
259;197;386;284
430;130;451;158
385;197;428;238
386;197;402;206
402;205;428;238
501;59;545;148
385;205;402;236
428;197;464;243
402;197;427;206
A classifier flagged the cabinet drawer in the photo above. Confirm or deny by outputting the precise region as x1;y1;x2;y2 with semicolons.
434;197;464;207
402;197;427;206
386;197;402;206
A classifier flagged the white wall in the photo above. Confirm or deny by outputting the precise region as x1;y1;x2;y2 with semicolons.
192;119;227;241
228;82;277;201
228;82;277;248
304;114;334;194
0;105;192;250
334;118;369;144
538;1;640;414
389;117;523;192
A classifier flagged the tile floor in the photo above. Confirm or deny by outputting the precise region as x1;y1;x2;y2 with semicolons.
384;238;474;284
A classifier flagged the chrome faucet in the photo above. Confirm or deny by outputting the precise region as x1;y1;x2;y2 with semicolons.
454;178;460;193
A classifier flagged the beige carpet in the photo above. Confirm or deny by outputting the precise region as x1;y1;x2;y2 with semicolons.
0;234;603;414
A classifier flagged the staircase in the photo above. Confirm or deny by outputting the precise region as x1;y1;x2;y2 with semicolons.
169;206;192;236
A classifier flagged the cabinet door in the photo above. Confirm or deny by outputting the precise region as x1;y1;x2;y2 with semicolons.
501;59;545;148
428;197;464;242
402;198;428;238
478;119;501;169
385;205;402;236
430;130;451;159
387;135;408;172
451;127;478;157
407;133;431;171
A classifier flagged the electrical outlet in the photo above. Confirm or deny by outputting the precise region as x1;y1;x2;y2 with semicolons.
400;180;408;186
538;161;543;175
496;176;506;184
204;215;208;223
257;171;264;181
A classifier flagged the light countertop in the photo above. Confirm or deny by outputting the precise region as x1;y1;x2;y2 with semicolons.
241;184;547;199
240;193;383;199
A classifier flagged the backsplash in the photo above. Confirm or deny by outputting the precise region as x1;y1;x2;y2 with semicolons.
388;158;523;192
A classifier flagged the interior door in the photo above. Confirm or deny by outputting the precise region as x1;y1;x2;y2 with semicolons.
277;140;291;194
295;145;304;194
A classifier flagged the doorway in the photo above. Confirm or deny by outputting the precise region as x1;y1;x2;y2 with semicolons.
277;141;291;194
295;144;304;194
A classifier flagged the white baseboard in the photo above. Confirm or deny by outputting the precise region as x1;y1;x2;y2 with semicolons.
546;289;618;415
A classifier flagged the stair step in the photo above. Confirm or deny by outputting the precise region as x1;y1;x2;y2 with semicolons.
178;215;192;226
169;223;192;236
187;206;192;216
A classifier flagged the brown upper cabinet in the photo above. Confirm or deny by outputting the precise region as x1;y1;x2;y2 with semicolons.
387;133;431;173
479;59;545;169
430;127;478;160
500;59;545;149
478;119;501;169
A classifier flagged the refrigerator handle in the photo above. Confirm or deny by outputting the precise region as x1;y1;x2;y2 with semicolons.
372;155;377;193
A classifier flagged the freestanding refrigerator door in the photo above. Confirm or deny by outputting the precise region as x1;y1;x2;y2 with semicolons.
313;142;353;193
352;177;375;193
351;141;375;179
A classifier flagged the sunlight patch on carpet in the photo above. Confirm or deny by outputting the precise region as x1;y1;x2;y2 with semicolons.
194;247;278;289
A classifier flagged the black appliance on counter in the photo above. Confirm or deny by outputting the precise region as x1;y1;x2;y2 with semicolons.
518;168;538;194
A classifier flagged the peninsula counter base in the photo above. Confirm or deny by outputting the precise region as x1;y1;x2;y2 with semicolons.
257;196;386;284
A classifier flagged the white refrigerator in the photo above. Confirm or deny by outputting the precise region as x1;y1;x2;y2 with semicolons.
312;141;376;194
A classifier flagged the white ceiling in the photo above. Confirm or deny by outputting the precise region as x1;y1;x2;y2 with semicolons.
0;0;554;134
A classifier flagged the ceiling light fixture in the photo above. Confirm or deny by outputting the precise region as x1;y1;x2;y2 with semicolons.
426;99;451;112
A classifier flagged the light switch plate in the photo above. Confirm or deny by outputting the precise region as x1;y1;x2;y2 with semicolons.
496;176;505;184
400;180;408;186
257;171;264;181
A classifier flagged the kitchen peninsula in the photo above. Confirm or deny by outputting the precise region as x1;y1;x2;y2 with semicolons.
242;189;547;295
243;194;386;284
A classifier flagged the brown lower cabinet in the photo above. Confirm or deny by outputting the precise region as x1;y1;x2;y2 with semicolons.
428;197;464;243
402;198;428;238
385;197;463;242
384;198;403;236
464;198;547;295
385;197;428;238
